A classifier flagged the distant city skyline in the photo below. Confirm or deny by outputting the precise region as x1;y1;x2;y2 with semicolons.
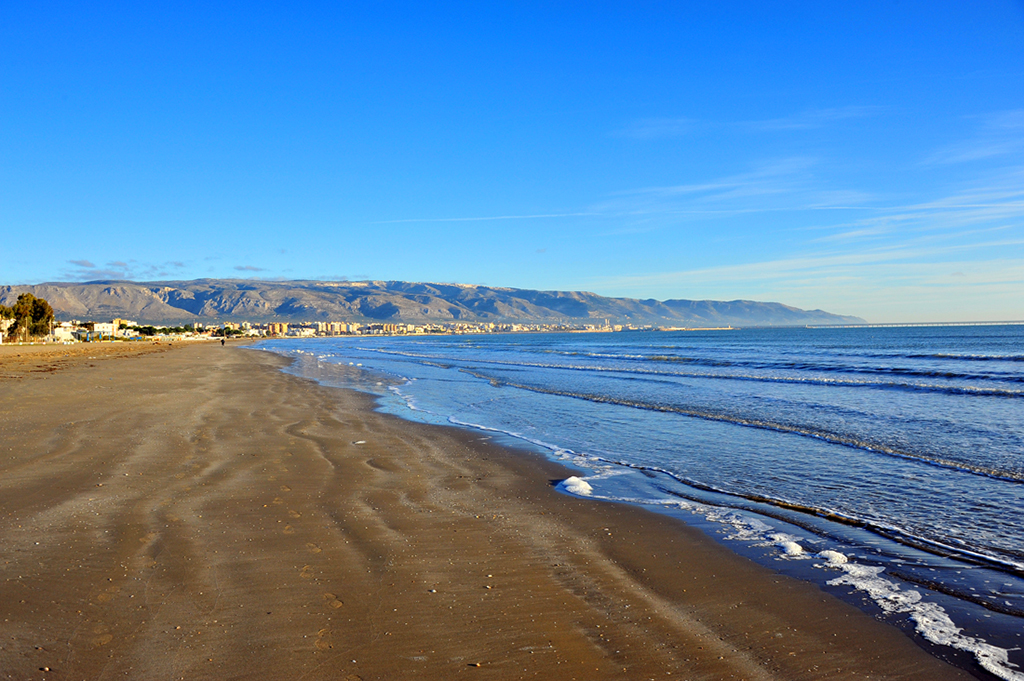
2;2;1022;323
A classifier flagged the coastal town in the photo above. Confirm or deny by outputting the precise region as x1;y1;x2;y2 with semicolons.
0;293;732;344
1;314;640;344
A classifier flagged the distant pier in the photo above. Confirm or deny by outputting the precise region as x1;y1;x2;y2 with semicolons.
806;320;1024;329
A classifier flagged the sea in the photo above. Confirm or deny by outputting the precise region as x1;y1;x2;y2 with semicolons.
254;325;1024;680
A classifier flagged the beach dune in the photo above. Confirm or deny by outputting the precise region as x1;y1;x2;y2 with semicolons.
0;344;969;680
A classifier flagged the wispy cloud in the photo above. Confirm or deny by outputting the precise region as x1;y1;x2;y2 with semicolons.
371;212;600;225
590;244;1024;323
616;106;883;140
590;157;876;223
742;106;885;131
64;259;127;280
619;157;817;199
61;259;190;282
617;117;698;139
234;265;266;272
374;158;880;238
66;268;130;281
596;237;1024;292
589;165;1024;321
803;169;1024;245
925;109;1024;165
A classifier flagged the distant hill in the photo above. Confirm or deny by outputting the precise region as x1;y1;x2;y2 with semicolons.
0;279;867;327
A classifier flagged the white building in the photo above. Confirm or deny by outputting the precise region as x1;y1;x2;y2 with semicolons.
52;322;76;342
92;322;117;338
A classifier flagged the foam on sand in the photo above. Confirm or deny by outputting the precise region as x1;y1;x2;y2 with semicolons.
559;476;593;496
820;553;1024;681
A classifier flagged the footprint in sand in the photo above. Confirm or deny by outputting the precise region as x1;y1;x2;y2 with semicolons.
314;627;333;650
91;624;113;647
271;497;284;506
306;543;322;554
322;593;343;609
95;585;119;603
288;510;301;518
283;525;295;535
299;565;314;579
280;485;292;492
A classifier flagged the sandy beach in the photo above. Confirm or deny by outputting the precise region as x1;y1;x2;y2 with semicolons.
0;342;972;680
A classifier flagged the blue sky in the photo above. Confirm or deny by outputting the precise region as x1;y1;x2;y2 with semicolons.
2;2;1022;322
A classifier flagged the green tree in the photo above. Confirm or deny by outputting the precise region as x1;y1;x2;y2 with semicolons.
0;304;12;341
10;293;55;339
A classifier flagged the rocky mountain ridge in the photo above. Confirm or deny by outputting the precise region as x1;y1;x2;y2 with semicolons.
0;279;866;327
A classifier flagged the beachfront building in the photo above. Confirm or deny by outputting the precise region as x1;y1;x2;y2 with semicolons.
111;318;138;337
52;322;76;342
91;322;117;340
362;323;403;335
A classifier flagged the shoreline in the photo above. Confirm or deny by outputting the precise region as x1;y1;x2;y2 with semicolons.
0;343;974;679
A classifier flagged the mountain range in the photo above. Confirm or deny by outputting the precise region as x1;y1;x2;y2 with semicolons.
0;279;866;327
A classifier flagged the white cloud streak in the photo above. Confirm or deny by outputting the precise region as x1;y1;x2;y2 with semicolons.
924;109;1024;165
370;212;601;225
61;260;188;282
616;106;884;139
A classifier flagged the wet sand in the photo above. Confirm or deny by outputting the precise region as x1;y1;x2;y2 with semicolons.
0;343;972;680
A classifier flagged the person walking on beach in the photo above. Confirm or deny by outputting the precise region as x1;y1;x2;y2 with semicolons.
221;338;225;346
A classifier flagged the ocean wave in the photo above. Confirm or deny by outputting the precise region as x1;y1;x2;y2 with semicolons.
817;350;1024;364
901;352;1024;363
495;344;1024;375
602;458;1024;574
363;347;1024;398
422;370;1024;571
467;375;1024;483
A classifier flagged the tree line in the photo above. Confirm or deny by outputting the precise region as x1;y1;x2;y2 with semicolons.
0;293;54;341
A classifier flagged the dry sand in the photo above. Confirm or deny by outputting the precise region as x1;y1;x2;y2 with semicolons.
0;342;972;680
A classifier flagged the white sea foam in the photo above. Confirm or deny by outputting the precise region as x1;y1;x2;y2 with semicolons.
817;549;848;565
591;487;1024;680
769;533;806;557
822;558;1024;680
702;508;774;544
559;476;593;495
